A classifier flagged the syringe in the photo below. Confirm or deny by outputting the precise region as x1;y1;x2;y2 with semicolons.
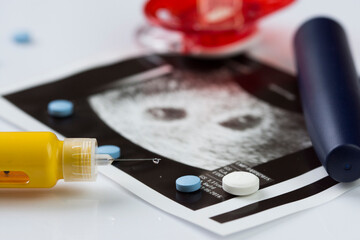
0;132;160;188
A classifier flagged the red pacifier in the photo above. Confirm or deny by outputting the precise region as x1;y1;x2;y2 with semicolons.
138;0;294;57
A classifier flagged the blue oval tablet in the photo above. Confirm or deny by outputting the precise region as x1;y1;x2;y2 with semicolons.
97;145;121;159
176;175;201;193
13;32;31;44
48;100;74;117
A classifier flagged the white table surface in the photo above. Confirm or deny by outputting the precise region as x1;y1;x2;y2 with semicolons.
1;0;360;239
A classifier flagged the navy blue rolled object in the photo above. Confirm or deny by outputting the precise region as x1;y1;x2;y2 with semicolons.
294;17;360;182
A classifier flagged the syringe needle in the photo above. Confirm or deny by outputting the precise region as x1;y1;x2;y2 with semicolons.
113;158;161;164
95;154;161;166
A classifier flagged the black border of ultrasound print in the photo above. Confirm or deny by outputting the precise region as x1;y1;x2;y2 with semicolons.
211;176;337;223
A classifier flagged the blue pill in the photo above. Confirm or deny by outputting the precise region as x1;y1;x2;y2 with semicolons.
48;100;74;117
97;145;121;159
13;32;31;44
176;175;201;193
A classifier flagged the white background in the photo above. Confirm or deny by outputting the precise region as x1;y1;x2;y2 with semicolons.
0;0;360;239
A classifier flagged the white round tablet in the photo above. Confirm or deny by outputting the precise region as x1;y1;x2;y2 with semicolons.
222;171;259;196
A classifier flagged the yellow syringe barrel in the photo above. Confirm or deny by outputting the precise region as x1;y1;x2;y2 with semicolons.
0;132;100;188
